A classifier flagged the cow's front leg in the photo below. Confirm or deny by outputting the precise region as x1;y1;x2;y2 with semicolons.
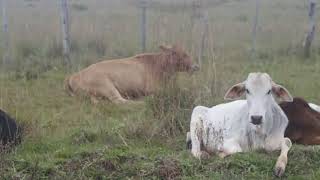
190;106;210;160
274;137;292;177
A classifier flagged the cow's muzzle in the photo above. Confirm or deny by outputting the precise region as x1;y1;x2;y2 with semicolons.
251;115;263;125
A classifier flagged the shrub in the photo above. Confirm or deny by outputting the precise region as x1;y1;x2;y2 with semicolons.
70;130;98;145
44;39;63;59
235;15;248;22
86;38;107;56
10;40;58;80
15;40;39;58
71;3;88;12
145;77;197;137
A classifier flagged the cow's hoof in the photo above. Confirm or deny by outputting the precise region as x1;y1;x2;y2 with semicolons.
273;166;285;177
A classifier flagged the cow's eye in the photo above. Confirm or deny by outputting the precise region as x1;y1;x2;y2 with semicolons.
267;90;271;95
246;89;250;94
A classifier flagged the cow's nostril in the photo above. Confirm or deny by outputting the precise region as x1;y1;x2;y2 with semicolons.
251;115;262;125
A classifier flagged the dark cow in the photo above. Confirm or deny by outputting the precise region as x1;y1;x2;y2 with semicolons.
280;97;320;145
0;109;21;146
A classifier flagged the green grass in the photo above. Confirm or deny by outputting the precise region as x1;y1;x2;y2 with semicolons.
1;55;320;179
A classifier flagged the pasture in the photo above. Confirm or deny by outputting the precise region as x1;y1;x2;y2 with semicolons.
1;0;320;179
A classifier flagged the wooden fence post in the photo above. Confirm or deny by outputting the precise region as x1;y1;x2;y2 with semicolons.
2;0;9;66
192;0;208;69
198;11;209;69
303;0;316;58
60;0;71;65
251;0;260;58
140;0;147;52
191;1;201;30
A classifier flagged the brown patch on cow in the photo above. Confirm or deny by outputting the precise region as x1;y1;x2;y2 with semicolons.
280;97;320;145
155;158;182;180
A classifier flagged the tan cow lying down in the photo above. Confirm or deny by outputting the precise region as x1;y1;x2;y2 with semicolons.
64;45;199;104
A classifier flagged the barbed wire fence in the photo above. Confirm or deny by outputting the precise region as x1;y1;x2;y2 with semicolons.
251;0;260;59
1;0;9;67
140;0;147;53
303;0;316;58
0;0;318;72
60;0;71;66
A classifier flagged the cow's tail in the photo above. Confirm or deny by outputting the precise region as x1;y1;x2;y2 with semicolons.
64;76;75;96
186;131;192;150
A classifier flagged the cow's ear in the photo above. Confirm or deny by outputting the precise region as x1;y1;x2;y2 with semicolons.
272;83;293;102
224;82;246;100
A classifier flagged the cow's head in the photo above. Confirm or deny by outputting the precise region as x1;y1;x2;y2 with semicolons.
224;73;292;128
159;45;199;73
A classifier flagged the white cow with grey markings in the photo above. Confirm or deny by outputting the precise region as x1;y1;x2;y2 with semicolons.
186;72;293;177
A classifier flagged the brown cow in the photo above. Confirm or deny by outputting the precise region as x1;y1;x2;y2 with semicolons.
280;97;320;145
64;45;199;104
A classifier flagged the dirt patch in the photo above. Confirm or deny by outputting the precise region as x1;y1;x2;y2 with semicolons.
62;152;117;173
62;158;82;172
155;158;182;180
100;159;117;171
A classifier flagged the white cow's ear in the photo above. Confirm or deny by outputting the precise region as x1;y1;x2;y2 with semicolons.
224;82;245;100
272;83;293;102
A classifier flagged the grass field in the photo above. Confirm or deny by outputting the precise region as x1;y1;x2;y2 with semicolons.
1;0;320;179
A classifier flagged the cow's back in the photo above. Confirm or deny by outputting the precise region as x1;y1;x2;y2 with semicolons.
98;59;148;97
205;100;247;139
68;57;151;98
280;97;320;144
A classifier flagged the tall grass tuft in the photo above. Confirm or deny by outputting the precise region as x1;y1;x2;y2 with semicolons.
145;77;197;137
